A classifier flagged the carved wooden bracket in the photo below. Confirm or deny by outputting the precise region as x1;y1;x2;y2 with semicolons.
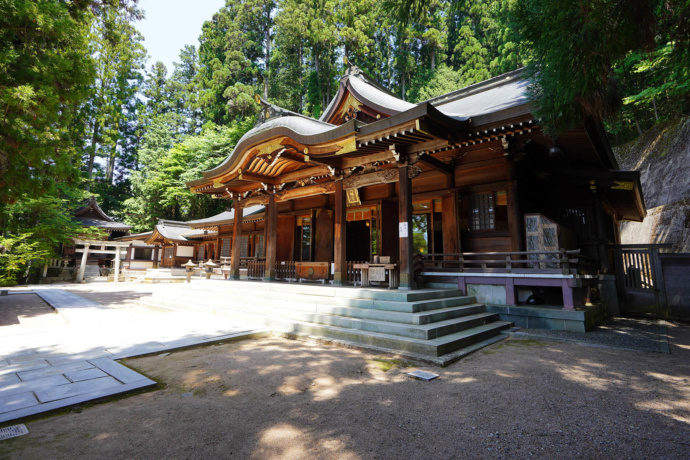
342;169;398;190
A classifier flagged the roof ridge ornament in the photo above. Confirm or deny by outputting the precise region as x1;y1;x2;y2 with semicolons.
343;56;365;81
253;94;288;127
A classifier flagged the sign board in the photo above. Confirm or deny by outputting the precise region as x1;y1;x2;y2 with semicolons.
399;222;408;238
369;266;386;282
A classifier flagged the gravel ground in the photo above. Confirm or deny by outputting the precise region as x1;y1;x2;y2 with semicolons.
508;317;673;353
2;326;689;459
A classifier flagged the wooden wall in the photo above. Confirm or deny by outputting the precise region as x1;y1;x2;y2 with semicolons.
276;215;295;261
314;209;334;262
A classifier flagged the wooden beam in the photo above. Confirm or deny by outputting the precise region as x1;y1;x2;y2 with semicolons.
276;182;336;201
356;120;417;145
280;151;341;168
238;172;276;185
340;151;396;169
417;153;454;188
416;153;453;175
408;138;450;155
277;166;330;184
342;168;399;190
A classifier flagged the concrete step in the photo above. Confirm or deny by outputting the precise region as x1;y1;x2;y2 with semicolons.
139;297;510;361
317;302;486;325
165;280;465;303
148;289;483;326
140;291;501;340
152;283;476;314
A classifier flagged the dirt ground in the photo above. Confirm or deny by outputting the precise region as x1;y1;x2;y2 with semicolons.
2;320;689;459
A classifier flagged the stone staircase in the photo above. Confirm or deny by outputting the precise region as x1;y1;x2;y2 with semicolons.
138;281;512;366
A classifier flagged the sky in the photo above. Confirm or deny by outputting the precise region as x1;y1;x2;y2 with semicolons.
136;0;226;73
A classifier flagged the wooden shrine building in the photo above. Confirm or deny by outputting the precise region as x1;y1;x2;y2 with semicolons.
186;64;645;313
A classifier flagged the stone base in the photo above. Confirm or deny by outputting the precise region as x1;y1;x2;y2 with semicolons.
485;304;606;333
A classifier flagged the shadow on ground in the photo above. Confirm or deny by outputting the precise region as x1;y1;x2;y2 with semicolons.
3;322;689;459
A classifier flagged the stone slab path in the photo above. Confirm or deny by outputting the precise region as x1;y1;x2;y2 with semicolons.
0;287;267;423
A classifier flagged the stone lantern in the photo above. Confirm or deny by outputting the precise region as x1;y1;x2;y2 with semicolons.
204;259;219;280
183;259;197;283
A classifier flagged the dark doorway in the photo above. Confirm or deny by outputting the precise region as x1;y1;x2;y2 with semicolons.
347;220;370;261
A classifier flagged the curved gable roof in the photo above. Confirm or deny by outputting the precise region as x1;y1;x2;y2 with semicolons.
320;64;414;125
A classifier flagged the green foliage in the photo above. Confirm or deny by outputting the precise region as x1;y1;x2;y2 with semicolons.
0;192;103;285
82;4;146;189
122;118;254;231
0;0;95;202
0;234;45;286
514;0;690;137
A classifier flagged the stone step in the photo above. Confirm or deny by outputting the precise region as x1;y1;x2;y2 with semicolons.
148;289;482;326
153;284;476;313
140;292;499;341
317;302;487;325
139;297;509;361
166;280;464;303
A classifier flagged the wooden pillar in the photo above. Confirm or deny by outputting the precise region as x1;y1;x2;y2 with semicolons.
264;194;278;281
398;165;415;290
594;196;610;272
230;200;244;279
77;243;89;283
441;191;460;257
113;245;121;283
333;180;347;286
506;155;523;252
153;245;159;268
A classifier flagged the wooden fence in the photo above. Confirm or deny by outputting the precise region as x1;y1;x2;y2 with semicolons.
276;261;296;280
611;244;672;317
246;259;266;279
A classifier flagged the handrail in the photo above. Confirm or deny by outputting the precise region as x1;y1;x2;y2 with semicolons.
415;249;598;275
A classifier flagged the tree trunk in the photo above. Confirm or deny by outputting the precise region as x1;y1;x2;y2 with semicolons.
314;51;322;108
298;45;303;112
85;117;100;192
652;96;658;121
634;117;643;135
264;24;270;100
431;47;436;70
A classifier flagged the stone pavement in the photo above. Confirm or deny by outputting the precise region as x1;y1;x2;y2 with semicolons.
0;286;267;423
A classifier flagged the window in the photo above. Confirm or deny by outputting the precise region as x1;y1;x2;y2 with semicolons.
294;216;312;262
241;235;249;258
462;191;508;232
470;193;495;230
221;238;231;257
132;248;152;260
254;234;264;258
198;245;205;260
164;247;173;259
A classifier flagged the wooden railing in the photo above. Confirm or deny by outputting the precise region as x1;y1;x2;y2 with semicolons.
347;260;366;284
276;261;296;280
247;259;265;279
415;250;597;275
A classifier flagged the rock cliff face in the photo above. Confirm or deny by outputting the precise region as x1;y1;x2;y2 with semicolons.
614;117;690;252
